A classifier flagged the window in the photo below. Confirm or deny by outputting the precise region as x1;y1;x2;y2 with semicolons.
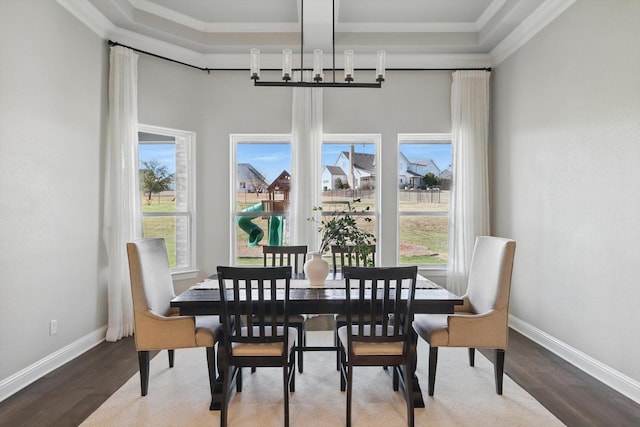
322;135;379;262
138;125;196;275
398;134;452;267
231;135;292;265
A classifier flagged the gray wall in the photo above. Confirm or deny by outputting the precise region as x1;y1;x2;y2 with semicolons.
136;57;452;276
3;0;638;403
0;1;108;380
491;0;640;384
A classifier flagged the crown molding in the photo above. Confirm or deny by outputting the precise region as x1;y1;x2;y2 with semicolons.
56;0;112;39
490;0;576;65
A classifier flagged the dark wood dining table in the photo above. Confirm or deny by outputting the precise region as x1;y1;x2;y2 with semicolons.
170;276;462;410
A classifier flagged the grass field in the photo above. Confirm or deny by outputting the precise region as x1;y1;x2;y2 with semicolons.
141;195;178;267
141;190;449;267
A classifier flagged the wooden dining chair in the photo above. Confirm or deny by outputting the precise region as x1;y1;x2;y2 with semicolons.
216;266;296;427
263;245;307;274
332;244;376;369
262;245;307;373
126;238;221;404
338;265;418;427
331;244;376;273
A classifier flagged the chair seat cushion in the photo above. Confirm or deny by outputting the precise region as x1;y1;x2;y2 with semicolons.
337;325;404;356
194;315;222;347
413;313;450;347
232;326;297;356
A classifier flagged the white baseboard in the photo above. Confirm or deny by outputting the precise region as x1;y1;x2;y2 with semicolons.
509;315;640;405
0;326;107;403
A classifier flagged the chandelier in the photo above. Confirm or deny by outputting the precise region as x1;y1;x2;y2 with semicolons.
250;0;385;88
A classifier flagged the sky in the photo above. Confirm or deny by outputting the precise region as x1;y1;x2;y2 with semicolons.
237;142;452;183
139;143;176;173
139;141;452;184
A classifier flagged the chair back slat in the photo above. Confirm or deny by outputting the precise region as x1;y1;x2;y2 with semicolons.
217;266;291;349
331;244;376;273
343;266;417;346
263;245;308;274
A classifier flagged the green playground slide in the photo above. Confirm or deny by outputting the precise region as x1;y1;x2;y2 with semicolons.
237;202;283;247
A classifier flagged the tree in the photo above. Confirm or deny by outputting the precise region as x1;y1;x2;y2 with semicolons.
423;172;442;188
140;159;173;202
335;177;350;190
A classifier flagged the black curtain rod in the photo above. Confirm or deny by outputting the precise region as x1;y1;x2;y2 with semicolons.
107;40;492;73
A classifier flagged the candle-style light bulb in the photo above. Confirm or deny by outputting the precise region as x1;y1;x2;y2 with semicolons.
313;49;323;82
282;49;292;81
376;50;386;82
344;50;354;82
250;48;260;80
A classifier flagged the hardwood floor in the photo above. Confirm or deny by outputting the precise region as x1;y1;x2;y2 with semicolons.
1;328;638;427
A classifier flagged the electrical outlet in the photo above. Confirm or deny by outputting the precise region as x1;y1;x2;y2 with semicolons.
49;320;58;335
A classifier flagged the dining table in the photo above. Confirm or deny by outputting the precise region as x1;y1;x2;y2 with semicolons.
170;272;463;410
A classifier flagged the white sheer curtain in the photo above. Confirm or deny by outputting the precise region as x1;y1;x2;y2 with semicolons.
103;46;142;342
290;71;323;251
446;70;491;296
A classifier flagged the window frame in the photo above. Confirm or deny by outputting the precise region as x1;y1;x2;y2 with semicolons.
322;134;381;265
138;124;197;280
397;133;452;272
230;134;292;265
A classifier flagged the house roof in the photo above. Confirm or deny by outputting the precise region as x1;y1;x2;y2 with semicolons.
237;163;266;183
325;165;346;175
342;151;376;173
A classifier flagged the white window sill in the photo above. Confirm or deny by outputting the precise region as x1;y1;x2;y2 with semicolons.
171;269;199;281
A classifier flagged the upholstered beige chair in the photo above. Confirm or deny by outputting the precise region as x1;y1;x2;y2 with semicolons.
413;236;516;396
127;238;222;402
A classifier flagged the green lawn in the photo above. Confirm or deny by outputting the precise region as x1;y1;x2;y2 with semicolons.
141;193;449;267
141;196;177;267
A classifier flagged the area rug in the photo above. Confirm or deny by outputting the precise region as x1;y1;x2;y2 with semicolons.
81;331;563;426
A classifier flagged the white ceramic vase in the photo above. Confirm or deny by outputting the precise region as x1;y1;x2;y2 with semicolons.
304;252;329;286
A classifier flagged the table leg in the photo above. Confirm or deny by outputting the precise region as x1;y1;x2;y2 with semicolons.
408;328;425;408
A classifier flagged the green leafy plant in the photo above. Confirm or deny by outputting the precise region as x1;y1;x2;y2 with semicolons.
308;199;376;264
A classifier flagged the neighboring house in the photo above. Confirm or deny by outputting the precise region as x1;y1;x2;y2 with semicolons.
325;148;449;190
237;163;268;193
398;151;446;189
322;165;347;190
439;169;452;190
324;149;376;190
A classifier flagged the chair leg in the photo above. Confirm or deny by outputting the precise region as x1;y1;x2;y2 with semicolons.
339;346;347;391
298;324;305;373
392;365;399;391
220;364;232;427
138;351;150;396
206;346;216;398
468;347;475;367
289;350;296;392
168;349;175;368
335;323;341;371
495;349;505;395
346;362;353;427
404;363;415;427
428;346;438;396
283;364;290;427
236;367;243;393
